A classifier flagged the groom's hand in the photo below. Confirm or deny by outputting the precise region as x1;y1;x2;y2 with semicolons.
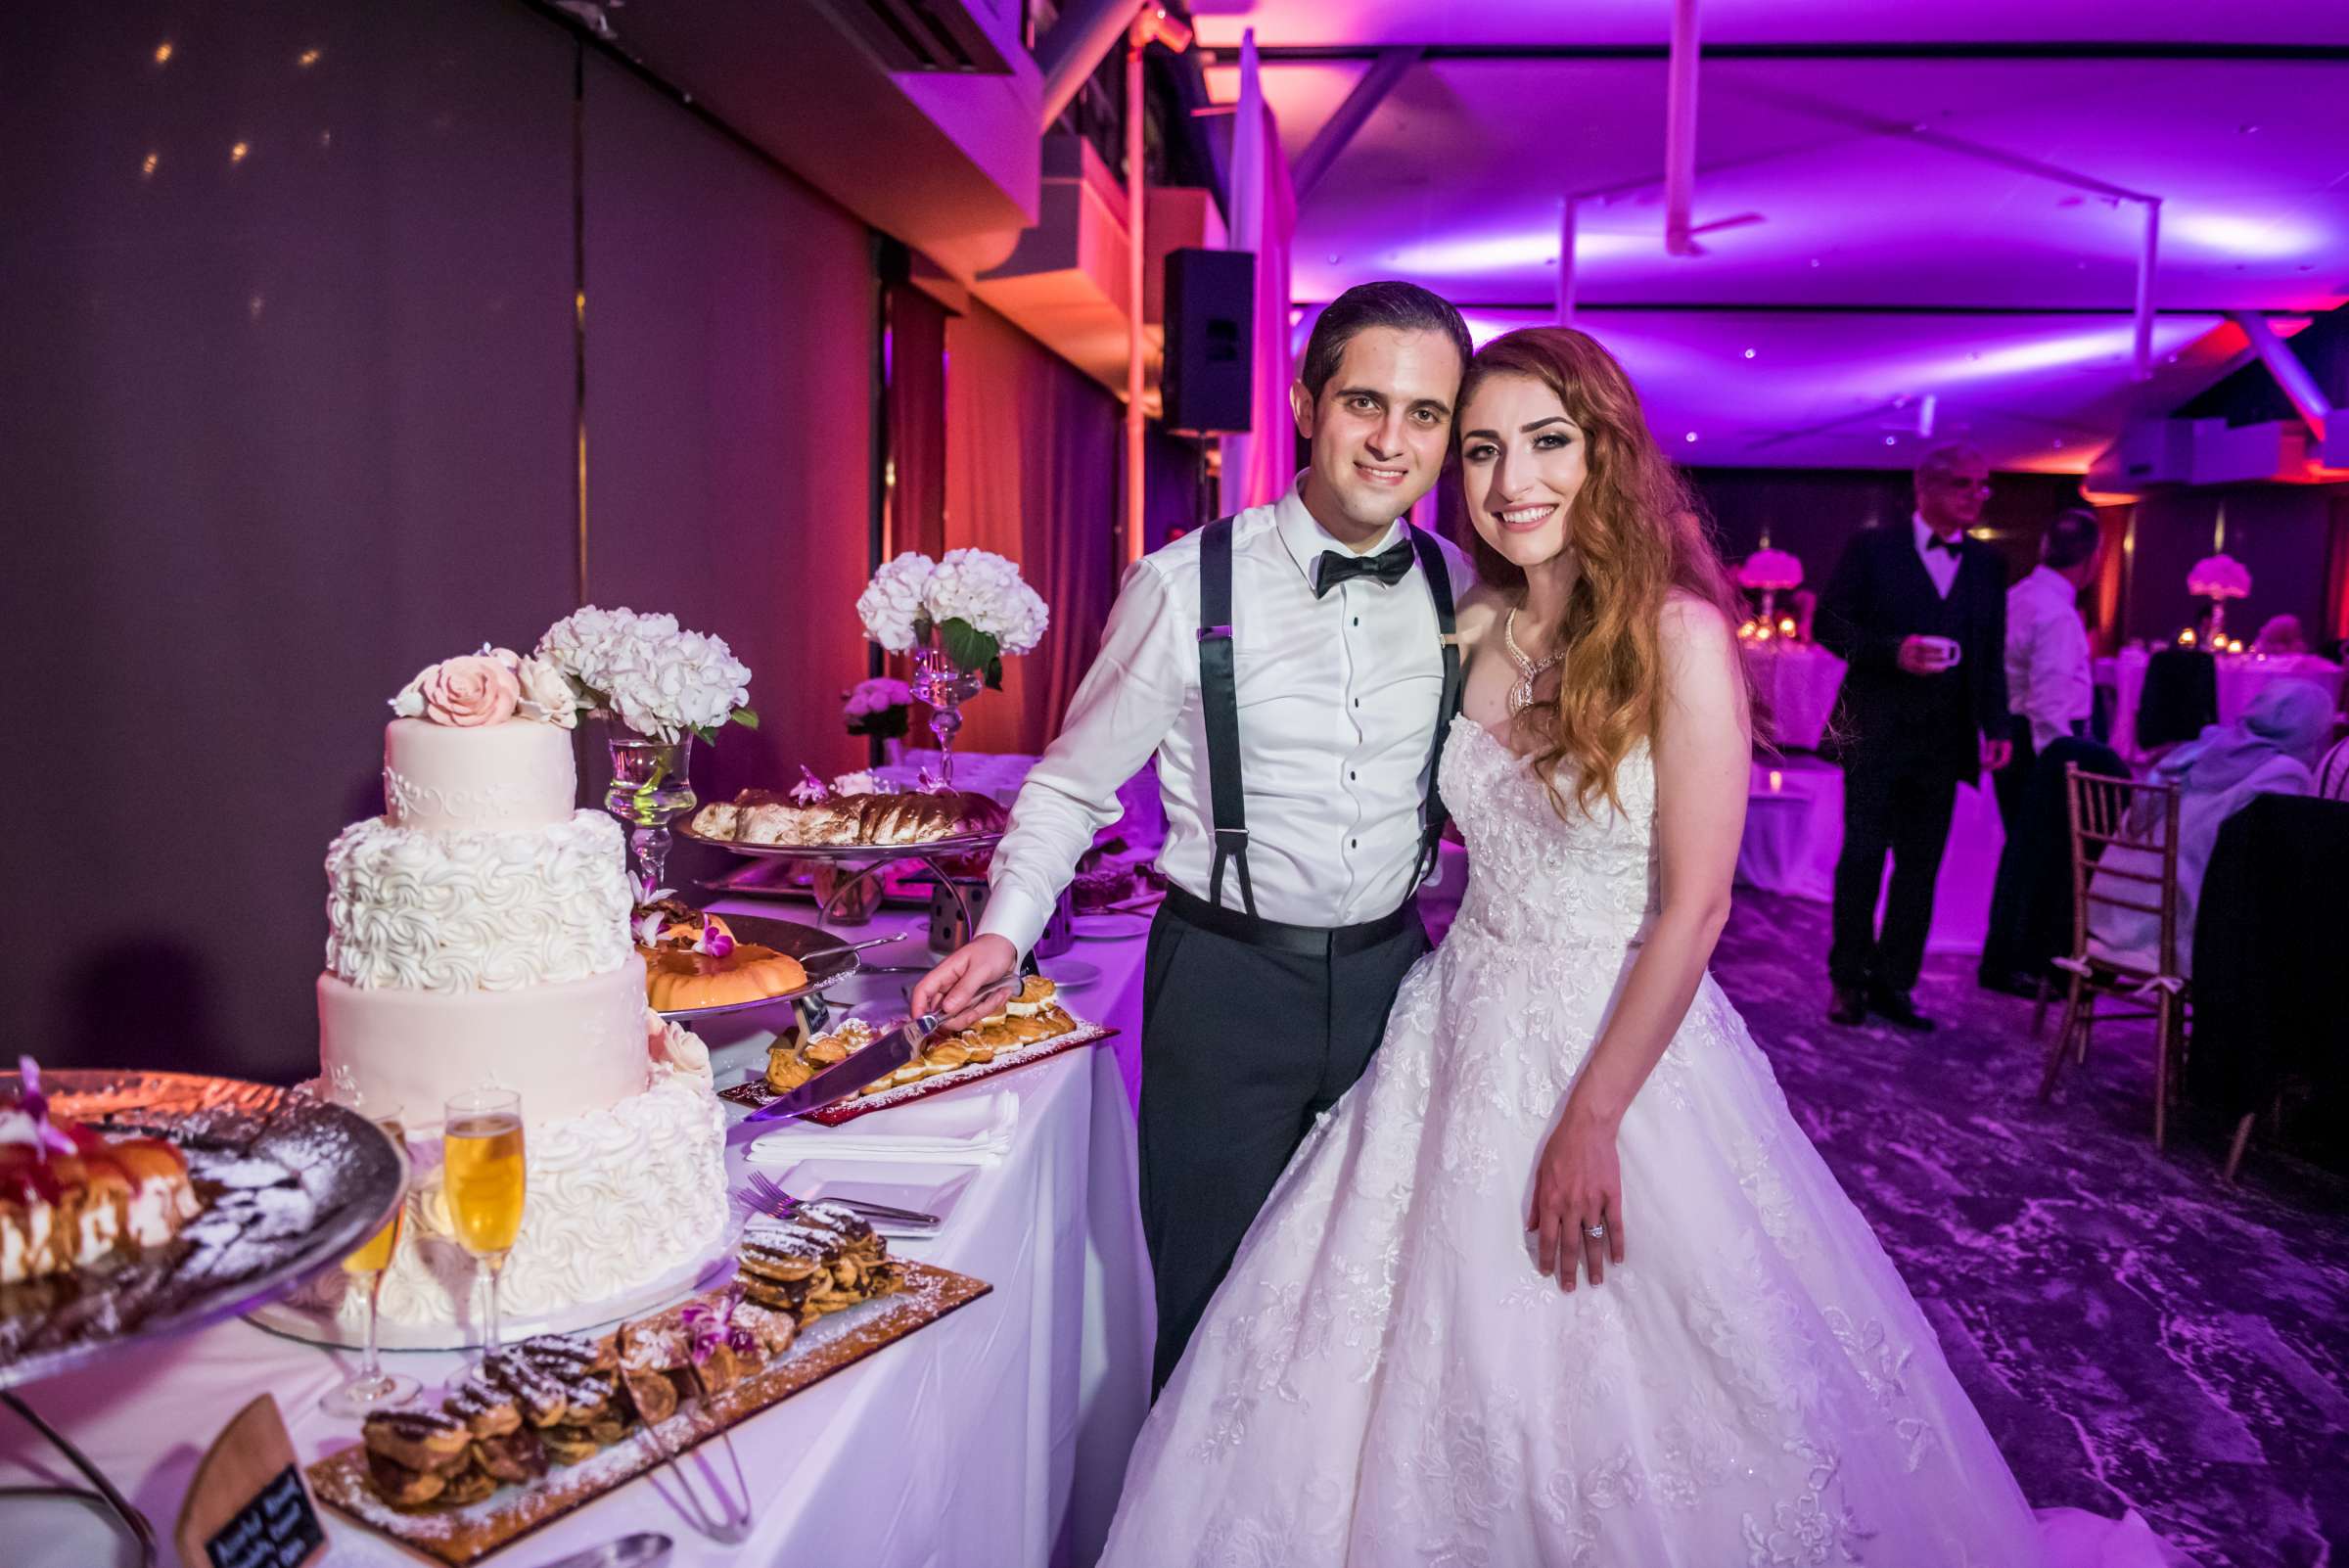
913;935;1020;1031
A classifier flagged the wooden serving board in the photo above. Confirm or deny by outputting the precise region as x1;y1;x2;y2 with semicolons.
308;1260;990;1565
719;1022;1116;1126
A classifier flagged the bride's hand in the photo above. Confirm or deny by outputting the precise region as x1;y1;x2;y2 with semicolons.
1527;1106;1627;1291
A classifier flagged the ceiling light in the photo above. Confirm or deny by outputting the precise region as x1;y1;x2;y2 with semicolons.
1742;348;1756;359
1884;436;1897;446
2052;438;2064;448
154;41;173;65
1684;432;1698;442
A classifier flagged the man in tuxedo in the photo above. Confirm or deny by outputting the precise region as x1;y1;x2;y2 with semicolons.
914;282;1476;1389
1818;444;2014;1030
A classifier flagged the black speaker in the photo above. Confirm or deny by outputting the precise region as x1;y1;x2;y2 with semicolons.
1162;248;1256;436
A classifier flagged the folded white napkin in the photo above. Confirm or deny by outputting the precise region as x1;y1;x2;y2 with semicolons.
746;1088;1020;1166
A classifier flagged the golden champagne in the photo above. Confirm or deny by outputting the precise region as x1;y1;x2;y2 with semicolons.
342;1202;405;1274
443;1112;527;1256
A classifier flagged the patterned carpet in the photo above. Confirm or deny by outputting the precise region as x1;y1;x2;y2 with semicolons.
1709;889;2349;1568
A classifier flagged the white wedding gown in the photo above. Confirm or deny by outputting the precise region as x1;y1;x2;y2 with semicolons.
1100;718;2188;1568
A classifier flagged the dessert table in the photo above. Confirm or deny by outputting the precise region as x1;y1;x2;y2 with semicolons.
1741;642;1846;753
0;901;1157;1568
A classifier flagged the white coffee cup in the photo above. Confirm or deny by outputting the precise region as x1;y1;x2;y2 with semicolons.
1916;635;1961;670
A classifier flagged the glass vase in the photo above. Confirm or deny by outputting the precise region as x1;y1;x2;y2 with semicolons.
602;720;696;893
910;641;985;787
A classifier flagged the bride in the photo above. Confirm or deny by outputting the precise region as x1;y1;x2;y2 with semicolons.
1097;327;2187;1566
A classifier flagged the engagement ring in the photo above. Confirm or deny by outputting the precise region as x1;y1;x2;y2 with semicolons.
1583;1222;1608;1239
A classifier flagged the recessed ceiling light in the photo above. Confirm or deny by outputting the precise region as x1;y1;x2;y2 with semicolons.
2052;438;2065;449
1808;258;1820;268
1883;436;1897;446
1684;432;1698;442
1742;348;1756;359
2239;123;2261;134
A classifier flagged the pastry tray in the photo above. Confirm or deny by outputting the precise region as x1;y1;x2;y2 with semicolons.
677;822;1004;861
0;1070;406;1391
718;1019;1115;1127
307;1259;990;1565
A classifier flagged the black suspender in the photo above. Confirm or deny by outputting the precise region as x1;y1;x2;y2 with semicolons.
1195;515;1464;920
1409;528;1462;885
1197;518;1256;917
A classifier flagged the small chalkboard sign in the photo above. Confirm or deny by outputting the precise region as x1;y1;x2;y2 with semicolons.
174;1396;330;1568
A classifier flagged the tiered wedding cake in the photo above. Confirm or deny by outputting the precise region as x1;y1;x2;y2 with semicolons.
303;645;729;1339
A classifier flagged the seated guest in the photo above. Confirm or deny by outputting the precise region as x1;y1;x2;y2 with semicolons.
2253;614;2307;657
2318;731;2349;802
2088;679;2332;977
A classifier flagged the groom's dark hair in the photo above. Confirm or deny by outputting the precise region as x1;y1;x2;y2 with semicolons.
1299;282;1473;403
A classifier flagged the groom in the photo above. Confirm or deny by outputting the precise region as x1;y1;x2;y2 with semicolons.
915;281;1476;1389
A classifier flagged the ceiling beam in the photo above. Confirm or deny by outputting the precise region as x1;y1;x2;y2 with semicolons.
1225;42;2349;64
1037;0;1148;131
1289;46;1421;200
2227;309;2332;441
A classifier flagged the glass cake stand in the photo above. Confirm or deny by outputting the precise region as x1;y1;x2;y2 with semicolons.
676;824;1005;938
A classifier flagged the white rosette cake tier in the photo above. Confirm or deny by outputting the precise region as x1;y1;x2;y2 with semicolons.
274;669;732;1347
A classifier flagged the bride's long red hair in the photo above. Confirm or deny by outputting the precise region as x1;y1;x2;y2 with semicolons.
1452;327;1749;815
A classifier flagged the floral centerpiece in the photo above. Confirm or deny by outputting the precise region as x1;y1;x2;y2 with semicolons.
856;549;1048;783
2186;554;2252;648
1736;547;1805;643
535;607;758;890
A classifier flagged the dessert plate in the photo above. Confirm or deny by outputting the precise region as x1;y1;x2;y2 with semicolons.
1072;910;1151;941
676;824;1005;860
648;911;864;1020
1042;957;1103;991
768;1161;980;1237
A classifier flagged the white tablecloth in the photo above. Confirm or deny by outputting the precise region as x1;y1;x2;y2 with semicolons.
2103;648;2344;761
1742;643;1846;752
1734;758;2004;956
0;902;1155;1568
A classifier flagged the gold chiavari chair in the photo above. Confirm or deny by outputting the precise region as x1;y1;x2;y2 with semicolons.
2037;763;2190;1148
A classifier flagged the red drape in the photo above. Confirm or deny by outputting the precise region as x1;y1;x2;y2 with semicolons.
942;300;1121;754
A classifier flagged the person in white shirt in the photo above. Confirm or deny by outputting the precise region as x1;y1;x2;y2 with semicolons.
1979;509;2101;994
914;281;1477;1389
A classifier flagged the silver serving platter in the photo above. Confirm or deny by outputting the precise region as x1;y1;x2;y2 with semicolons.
648;911;865;1020
676;821;1004;861
0;1069;406;1391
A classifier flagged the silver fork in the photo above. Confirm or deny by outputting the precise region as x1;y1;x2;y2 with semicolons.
737;1171;939;1228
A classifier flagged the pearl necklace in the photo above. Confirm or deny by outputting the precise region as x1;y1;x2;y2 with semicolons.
1503;609;1560;716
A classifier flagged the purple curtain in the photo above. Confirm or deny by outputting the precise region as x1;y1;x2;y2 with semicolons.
944;300;1121;754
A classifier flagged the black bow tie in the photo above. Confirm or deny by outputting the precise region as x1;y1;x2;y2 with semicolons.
1925;534;1962;557
1313;540;1415;598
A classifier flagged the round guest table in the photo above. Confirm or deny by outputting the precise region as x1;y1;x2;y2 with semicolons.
1740;642;1846;752
0;901;1154;1568
2103;647;2343;761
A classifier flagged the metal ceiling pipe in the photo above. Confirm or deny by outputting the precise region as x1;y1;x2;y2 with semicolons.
1556;197;1580;325
1037;0;1149;131
2133;198;2161;383
1663;0;1700;256
2227;307;2331;443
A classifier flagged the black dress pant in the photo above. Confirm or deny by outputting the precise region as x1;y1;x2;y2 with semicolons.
1829;761;1958;993
1979;731;2038;981
1135;902;1428;1394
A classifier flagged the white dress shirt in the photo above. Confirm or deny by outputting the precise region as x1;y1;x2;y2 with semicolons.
978;480;1474;957
1912;512;1960;599
2004;564;2094;754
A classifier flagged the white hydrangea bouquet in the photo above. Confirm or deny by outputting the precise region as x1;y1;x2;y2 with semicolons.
535;606;758;744
855;548;1048;688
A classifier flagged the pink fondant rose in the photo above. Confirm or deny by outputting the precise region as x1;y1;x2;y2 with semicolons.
419;654;520;727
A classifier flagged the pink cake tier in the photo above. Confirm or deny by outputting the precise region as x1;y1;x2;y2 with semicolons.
317;956;651;1129
383;715;576;835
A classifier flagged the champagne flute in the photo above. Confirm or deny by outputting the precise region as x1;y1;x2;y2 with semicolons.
321;1106;419;1414
442;1088;527;1360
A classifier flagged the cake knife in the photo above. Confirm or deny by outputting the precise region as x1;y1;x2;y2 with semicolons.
742;975;1018;1126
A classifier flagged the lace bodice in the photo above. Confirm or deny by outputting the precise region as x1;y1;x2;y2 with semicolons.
1442;715;1659;950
